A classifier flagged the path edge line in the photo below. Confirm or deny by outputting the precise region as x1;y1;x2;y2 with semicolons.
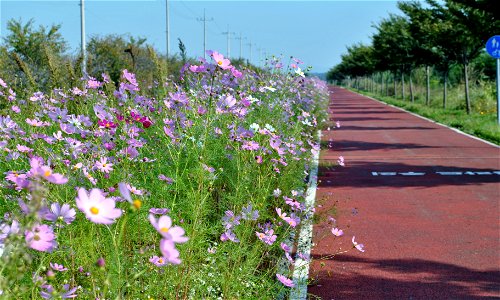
343;88;500;148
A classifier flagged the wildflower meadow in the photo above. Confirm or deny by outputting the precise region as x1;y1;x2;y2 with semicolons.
0;51;332;299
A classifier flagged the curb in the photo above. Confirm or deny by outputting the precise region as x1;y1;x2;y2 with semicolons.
289;130;322;300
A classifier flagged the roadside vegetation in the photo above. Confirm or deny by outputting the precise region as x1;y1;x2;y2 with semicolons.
0;18;334;299
327;0;499;144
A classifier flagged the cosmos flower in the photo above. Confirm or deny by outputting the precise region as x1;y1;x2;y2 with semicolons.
159;239;181;265
220;230;239;243
50;262;68;272
276;274;295;287
25;224;57;252
40;284;77;299
76;188;122;225
331;227;344;237
211;51;232;70
95;157;113;174
148;214;188;243
149;255;168;267
29;157;68;185
352;236;365;252
44;203;76;225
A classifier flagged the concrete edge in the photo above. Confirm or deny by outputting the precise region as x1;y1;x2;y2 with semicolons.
289;130;322;300
341;87;500;149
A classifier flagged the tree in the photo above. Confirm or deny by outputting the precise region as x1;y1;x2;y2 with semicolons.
372;15;416;100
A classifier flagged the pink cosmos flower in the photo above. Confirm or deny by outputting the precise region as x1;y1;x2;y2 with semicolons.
25;224;57;252
149;255;168;267
242;140;259;151
95;157;113;174
148;214;188;243
220;230;239;243
17;144;33;153
281;242;291;253
211;51;232;70
276;274;295;287
230;67;242;78
189;64;207;73
159;239;181;264
149;208;170;215
256;229;277;245
40;284;77;299
76;188;122;225
352;236;365;252
126;184;143;195
50;262;68;272
337;156;345;167
29;157;68;185
87;78;103;89
11;106;20;113
331;227;344;237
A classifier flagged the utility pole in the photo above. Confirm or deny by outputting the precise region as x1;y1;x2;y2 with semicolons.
221;25;235;59
197;9;213;59
257;48;262;67
235;32;246;60
80;0;87;76
246;41;253;64
165;0;170;58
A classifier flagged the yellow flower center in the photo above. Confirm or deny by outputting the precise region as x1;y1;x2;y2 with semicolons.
158;258;164;264
133;199;142;209
44;170;51;177
33;234;41;241
217;61;223;66
90;207;99;215
102;163;107;167
160;227;169;233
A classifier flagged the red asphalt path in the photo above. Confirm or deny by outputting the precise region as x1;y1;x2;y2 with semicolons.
308;87;500;299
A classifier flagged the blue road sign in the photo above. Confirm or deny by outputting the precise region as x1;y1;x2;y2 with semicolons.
486;35;500;59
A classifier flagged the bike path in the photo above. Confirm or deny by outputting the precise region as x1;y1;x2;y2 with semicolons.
308;87;500;299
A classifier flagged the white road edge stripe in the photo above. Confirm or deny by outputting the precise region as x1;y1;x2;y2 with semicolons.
289;130;322;300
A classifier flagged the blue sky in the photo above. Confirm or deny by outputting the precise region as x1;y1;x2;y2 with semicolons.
0;1;402;72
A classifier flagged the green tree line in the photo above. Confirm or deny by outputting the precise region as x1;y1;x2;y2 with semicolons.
0;18;252;100
327;0;500;114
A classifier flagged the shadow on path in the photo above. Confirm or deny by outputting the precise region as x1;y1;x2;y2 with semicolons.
308;255;500;300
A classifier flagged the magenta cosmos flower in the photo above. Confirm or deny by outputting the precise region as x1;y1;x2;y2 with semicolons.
25;224;57;252
76;188;122;225
148;214;188;243
211;51;232;70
